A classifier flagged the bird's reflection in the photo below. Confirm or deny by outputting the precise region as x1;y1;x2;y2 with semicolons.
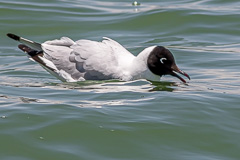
47;79;178;92
148;81;176;92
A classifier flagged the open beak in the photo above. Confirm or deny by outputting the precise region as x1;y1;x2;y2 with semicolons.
170;65;190;83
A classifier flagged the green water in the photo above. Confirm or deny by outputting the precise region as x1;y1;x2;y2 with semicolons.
1;0;240;159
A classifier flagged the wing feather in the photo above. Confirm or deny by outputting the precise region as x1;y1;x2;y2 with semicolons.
70;39;120;80
41;41;83;81
42;37;135;81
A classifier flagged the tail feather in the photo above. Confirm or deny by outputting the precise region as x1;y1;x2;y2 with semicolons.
7;33;42;51
7;33;70;82
18;44;66;82
18;44;50;69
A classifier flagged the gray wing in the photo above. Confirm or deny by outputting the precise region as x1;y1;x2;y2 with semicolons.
42;37;134;81
42;37;83;81
69;39;122;80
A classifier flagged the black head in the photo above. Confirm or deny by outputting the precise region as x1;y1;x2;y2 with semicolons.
147;46;190;83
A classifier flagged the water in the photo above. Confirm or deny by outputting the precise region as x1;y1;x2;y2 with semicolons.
0;0;240;159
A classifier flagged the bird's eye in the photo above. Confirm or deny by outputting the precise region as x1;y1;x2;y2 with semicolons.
160;58;167;64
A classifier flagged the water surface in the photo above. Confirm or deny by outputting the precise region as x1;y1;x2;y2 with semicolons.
0;0;240;159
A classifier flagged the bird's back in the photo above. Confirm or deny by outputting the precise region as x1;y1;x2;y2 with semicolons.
42;37;135;81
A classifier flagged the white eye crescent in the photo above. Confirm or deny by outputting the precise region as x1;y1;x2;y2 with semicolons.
160;58;167;64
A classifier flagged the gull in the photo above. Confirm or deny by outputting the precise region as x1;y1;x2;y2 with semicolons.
7;33;190;83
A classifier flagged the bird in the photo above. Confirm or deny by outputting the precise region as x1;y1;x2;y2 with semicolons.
7;33;190;83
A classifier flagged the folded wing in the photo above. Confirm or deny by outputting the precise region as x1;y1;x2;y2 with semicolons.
42;37;134;81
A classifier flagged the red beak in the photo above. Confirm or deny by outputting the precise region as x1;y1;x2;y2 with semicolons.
170;65;190;83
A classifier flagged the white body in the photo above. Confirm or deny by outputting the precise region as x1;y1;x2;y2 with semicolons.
39;37;160;82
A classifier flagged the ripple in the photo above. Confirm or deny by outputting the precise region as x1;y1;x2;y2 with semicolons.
1;1;240;159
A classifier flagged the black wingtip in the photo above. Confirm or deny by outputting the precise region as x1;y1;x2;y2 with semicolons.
18;44;43;57
7;33;20;41
18;44;36;56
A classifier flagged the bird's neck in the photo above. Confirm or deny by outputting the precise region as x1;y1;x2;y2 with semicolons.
130;46;160;81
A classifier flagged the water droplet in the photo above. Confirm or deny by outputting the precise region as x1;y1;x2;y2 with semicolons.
132;1;140;6
1;116;7;119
